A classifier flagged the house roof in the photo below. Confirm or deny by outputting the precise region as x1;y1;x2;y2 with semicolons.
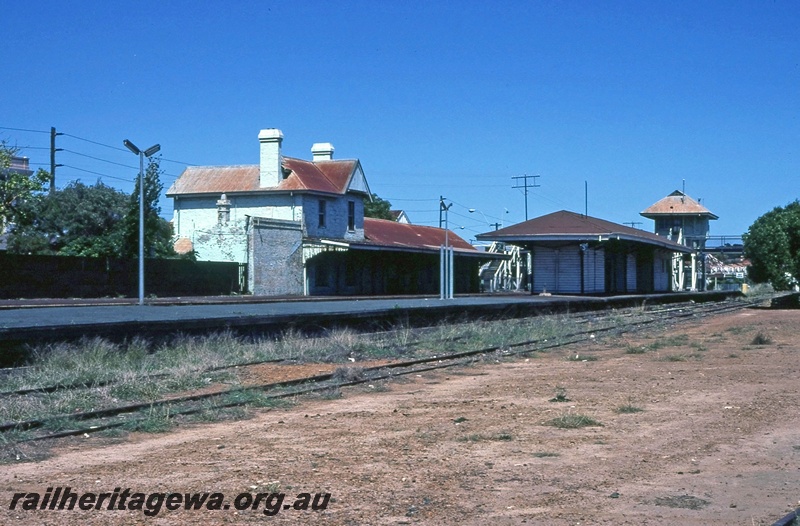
354;218;484;255
166;157;364;197
476;210;692;252
640;190;718;219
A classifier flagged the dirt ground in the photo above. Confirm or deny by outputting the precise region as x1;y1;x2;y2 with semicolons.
2;307;799;525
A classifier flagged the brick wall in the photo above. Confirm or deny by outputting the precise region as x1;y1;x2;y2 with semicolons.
248;217;305;295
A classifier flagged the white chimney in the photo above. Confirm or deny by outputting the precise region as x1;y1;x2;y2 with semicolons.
259;128;283;187
311;142;334;162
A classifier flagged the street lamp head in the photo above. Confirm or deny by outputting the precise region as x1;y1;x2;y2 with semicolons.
123;139;141;155
144;144;161;157
469;209;476;213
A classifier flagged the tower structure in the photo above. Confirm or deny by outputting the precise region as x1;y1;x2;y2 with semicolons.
641;190;718;291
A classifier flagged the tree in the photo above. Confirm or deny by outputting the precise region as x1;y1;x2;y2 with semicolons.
120;156;177;259
363;192;394;220
743;200;800;290
0;141;50;235
8;180;129;257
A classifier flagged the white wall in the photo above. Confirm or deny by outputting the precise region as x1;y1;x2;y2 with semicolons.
173;193;302;263
173;192;366;263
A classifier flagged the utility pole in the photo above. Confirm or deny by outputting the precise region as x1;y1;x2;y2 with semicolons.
512;174;540;221
438;195;444;228
49;127;63;194
624;221;643;229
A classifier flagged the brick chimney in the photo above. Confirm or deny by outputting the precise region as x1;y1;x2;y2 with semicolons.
311;142;334;162
259;128;283;187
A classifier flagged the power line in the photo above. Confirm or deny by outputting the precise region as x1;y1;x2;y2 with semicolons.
61;132;129;153
61;148;138;170
61;164;134;183
385;197;437;202
0;126;50;134
60;149;179;179
61;132;195;166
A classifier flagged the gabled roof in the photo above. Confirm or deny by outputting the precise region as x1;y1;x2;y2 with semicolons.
389;210;411;223
476;210;691;252
640;190;718;219
356;218;479;255
166;157;367;197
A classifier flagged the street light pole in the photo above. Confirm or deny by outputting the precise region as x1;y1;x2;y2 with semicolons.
440;197;453;300
123;139;161;306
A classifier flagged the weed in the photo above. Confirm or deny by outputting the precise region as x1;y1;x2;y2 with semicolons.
39;416;77;432
0;429;49;464
750;331;773;345
332;366;365;383
658;353;703;362
532;451;560;458
660;334;690;347
616;404;644;414
192;405;250;423
126;405;173;433
453;416;468;424
549;387;571;403
220;390;286;409
725;326;749;335
366;381;390;393
659;354;687;362
317;387;342;400
625;345;647;354
544;413;602;429
457;432;513;442
567;353;597;362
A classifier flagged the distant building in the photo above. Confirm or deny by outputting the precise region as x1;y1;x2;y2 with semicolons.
390;210;411;224
0;156;35;251
8;156;34;178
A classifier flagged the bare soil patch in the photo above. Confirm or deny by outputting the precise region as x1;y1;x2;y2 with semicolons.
2;307;799;525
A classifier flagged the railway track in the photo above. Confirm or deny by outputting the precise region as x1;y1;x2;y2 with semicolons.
0;296;765;445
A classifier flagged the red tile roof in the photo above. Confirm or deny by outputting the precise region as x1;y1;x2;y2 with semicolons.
476;210;691;252
640;190;718;219
359;218;478;254
166;157;361;197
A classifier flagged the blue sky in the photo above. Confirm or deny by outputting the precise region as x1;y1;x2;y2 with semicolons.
4;1;798;245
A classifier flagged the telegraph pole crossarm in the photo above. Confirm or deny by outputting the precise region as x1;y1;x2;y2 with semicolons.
512;174;540;221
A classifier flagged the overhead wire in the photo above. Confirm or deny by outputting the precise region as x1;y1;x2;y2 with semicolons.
0;126;49;134
60;165;134;183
